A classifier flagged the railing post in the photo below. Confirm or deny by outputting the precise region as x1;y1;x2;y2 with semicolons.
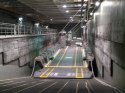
14;24;16;35
24;26;25;35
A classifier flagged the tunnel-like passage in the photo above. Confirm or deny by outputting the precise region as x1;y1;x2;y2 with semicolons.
0;0;125;93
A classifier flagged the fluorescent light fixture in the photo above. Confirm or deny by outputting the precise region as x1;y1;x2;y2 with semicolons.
19;17;23;21
50;18;53;21
63;5;67;8
66;10;69;13
95;1;100;6
90;12;93;16
35;23;39;27
84;0;88;1
45;26;48;29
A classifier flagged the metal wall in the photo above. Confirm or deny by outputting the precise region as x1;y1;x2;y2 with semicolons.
87;0;125;92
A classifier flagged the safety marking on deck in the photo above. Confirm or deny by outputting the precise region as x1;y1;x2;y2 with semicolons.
45;66;87;68
46;49;62;66
56;46;69;66
40;47;68;78
74;47;78;66
40;68;50;78
76;68;84;78
40;68;55;78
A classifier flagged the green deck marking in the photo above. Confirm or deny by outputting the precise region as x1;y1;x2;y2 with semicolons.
74;47;78;66
56;46;69;66
46;49;62;66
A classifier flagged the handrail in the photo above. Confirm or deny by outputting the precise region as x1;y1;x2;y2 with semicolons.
0;22;57;36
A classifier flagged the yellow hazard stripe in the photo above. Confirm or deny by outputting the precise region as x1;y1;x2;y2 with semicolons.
41;68;55;78
81;68;84;78
76;68;78;78
47;49;62;66
46;66;86;68
40;47;68;78
56;46;68;66
74;47;78;66
40;68;50;78
76;68;84;78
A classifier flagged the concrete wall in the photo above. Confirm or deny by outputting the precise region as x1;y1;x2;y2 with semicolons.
0;34;56;79
87;0;125;92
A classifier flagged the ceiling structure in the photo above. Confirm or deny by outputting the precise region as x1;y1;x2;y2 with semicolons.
18;0;85;23
0;0;101;24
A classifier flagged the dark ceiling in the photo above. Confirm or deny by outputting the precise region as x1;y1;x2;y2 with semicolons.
0;0;100;24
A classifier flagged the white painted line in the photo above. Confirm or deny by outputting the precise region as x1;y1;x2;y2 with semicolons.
57;81;69;93
3;81;26;86
0;76;30;82
94;78;124;93
0;81;45;92
86;80;94;91
0;83;28;92
14;81;47;93
76;82;79;93
38;82;57;93
85;82;90;93
0;81;14;85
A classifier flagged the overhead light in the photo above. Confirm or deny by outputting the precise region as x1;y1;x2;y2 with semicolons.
66;10;69;13
45;26;48;29
50;18;53;21
90;12;93;16
18;17;23;21
35;23;39;27
95;1;100;6
84;0;88;1
63;5;67;8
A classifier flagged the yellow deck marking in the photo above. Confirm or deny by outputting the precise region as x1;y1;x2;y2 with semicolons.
81;68;84;78
40;47;68;78
56;46;68;66
74;47;78;66
46;49;62;66
76;68;84;78
75;68;78;78
41;68;55;78
46;66;87;68
40;68;50;78
46;68;55;77
80;48;85;67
